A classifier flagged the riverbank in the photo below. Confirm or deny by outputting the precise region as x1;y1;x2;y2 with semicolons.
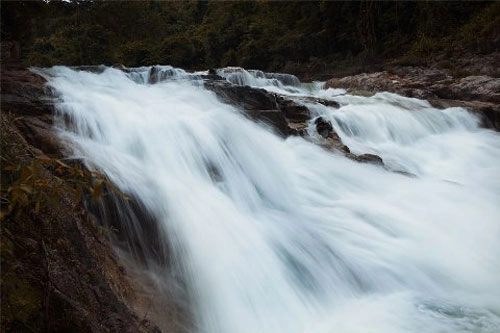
1;66;187;332
320;52;500;131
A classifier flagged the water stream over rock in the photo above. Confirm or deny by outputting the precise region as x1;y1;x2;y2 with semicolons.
35;66;500;333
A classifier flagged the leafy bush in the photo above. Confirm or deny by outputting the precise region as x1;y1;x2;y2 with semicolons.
1;157;124;221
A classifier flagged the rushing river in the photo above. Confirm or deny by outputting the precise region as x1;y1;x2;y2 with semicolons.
36;66;500;333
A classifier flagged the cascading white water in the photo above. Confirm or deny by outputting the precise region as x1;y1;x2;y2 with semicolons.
216;67;305;94
312;92;500;186
36;66;500;333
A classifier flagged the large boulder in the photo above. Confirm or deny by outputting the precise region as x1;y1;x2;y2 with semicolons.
355;153;384;165
1;66;56;116
204;80;278;111
204;80;290;135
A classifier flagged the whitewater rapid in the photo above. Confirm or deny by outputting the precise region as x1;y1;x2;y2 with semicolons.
37;66;500;333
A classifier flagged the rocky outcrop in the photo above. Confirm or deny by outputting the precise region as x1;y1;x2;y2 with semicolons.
315;117;334;138
431;75;500;103
1;66;56;116
1;67;67;156
276;97;310;122
203;74;376;162
325;68;448;99
325;67;500;130
204;80;289;135
204;77;344;139
1;66;183;333
204;80;278;111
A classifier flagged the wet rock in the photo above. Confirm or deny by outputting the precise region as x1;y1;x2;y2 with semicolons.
204;81;291;135
355;153;384;165
276;97;310;122
1;67;56;116
295;96;340;108
314;117;333;138
314;98;340;108
245;109;289;136
307;117;351;154
205;81;277;111
148;66;182;83
216;66;246;75
428;98;500;130
287;122;308;136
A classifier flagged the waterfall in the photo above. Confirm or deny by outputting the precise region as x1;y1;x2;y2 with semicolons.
37;65;500;333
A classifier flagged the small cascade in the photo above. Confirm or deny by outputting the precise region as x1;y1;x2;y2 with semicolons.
216;67;303;93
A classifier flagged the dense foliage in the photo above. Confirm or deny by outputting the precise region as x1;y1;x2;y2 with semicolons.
2;1;499;74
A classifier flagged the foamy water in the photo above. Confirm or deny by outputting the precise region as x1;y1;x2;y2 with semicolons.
35;66;500;333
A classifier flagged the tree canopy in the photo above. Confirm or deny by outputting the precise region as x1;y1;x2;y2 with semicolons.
2;1;498;74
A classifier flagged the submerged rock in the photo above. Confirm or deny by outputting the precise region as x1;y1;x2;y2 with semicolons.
355;153;384;165
314;117;334;138
307;117;351;154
